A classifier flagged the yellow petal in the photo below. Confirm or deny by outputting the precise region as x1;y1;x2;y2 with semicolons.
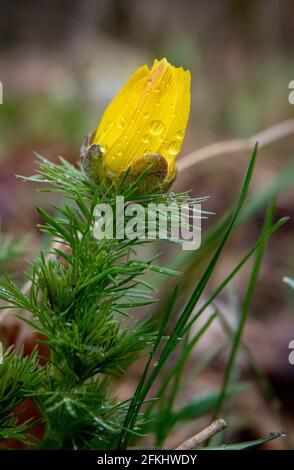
93;64;150;145
92;58;191;181
103;59;177;173
158;67;191;179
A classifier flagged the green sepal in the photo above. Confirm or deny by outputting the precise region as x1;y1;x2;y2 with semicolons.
80;131;176;194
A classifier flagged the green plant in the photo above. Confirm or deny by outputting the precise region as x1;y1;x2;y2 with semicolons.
0;57;290;450
0;145;288;450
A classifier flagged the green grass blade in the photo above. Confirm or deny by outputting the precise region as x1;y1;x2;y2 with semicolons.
184;216;288;334
212;198;276;422
117;287;178;449
205;432;285;450
118;144;258;449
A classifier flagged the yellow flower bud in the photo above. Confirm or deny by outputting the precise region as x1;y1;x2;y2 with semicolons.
81;58;191;192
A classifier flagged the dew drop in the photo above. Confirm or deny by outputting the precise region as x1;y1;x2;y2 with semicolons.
149;120;165;136
143;112;150;119
168;141;181;156
143;149;151;156
117;119;126;129
176;130;184;140
100;145;108;154
142;134;151;144
154;86;160;93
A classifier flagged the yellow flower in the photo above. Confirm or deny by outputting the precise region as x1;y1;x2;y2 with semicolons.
81;58;191;191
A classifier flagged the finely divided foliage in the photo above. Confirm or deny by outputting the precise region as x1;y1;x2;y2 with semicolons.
0;146;288;449
0;57;290;449
0;155;205;449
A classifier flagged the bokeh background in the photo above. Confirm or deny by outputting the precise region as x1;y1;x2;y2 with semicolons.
0;0;293;449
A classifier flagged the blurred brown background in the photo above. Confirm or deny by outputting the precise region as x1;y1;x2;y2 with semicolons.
0;0;293;449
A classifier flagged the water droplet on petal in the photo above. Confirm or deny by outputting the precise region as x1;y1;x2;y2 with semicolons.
168;141;181;156
176;130;184;140
150;120;165;136
100;145;108;154
143;149;151;156
142;134;151;144
143;112;150;119
117;119;126;129
154;86;160;93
